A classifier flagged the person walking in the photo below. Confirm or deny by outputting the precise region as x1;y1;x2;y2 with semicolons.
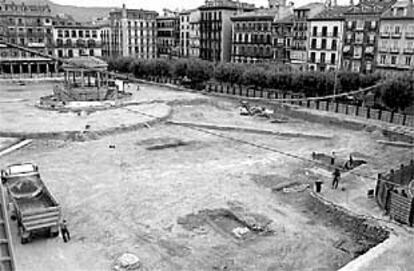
332;168;341;190
60;219;71;243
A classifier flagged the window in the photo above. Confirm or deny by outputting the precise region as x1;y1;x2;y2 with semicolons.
331;53;336;64
322;26;327;37
312;26;317;36
311;39;317;49
320;52;326;63
333;26;338;37
331;40;337;50
366;62;372;71
65;30;69;37
89;49;94;56
391;56;397;65
321;39;326;49
92;31;97;38
310;52;316;63
370;21;376;29
354;46;362;58
395;25;401;34
405;56;411;66
356;20;364;30
71;30;77;38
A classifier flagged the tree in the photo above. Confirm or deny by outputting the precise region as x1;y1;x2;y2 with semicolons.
186;59;213;85
172;59;188;78
380;76;414;112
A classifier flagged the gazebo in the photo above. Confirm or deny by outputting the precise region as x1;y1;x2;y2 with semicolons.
38;57;132;108
62;56;109;90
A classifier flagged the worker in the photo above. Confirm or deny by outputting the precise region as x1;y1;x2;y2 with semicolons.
332;168;341;190
331;151;336;165
60;220;71;243
349;154;354;167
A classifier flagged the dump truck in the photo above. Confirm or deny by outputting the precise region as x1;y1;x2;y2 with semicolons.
1;163;61;244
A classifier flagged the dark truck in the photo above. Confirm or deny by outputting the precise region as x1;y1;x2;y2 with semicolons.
1;163;61;244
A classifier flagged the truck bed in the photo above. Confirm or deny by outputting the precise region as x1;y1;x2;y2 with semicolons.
15;191;56;214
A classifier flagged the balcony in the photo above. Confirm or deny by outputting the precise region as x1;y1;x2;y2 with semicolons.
390;47;399;53
403;48;414;54
355;39;364;44
380;32;390;38
27;42;45;48
378;47;389;53
405;32;414;39
391;32;402;38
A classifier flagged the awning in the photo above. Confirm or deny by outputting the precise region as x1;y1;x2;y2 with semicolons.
343;45;350;53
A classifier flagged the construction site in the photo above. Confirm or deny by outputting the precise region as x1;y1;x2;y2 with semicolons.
0;76;413;271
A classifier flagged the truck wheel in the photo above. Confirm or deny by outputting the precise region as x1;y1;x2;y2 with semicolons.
49;229;59;238
21;236;29;244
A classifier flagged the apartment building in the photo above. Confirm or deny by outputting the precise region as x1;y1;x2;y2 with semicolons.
53;24;102;58
156;13;180;58
307;6;348;72
272;12;293;64
342;0;396;73
0;0;58;76
377;0;414;75
109;4;158;58
231;9;276;63
189;10;201;58
290;2;325;71
199;0;255;63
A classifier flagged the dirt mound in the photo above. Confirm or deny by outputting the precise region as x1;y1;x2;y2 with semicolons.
177;207;273;241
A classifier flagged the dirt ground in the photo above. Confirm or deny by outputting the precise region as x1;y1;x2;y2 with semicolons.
0;82;411;271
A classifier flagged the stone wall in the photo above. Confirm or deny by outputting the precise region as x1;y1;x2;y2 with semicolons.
309;192;390;244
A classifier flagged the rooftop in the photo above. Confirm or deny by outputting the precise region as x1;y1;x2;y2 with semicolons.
344;0;396;14
309;5;351;20
199;0;255;10
381;0;414;18
294;2;325;11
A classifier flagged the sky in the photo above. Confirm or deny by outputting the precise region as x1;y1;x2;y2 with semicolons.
51;0;295;12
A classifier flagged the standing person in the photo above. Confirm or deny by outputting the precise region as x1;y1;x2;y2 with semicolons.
60;219;71;243
332;168;341;190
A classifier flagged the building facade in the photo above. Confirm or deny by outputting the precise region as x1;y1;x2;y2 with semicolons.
0;0;58;76
109;4;158;58
231;9;277;64
290;3;325;71
272;13;293;64
199;0;255;63
179;10;191;57
307;7;347;72
342;0;395;73
53;24;102;58
377;0;414;75
189;10;201;58
156;14;180;58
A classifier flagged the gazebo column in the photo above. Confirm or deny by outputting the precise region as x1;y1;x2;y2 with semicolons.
10;63;13;78
73;71;76;85
97;71;101;88
54;62;58;76
19;64;23;77
87;73;91;87
28;63;32;78
81;69;85;88
46;63;50;77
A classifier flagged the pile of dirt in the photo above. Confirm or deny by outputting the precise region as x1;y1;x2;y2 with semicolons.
177;207;273;241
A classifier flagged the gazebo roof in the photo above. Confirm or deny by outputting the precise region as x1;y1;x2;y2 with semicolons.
62;57;108;71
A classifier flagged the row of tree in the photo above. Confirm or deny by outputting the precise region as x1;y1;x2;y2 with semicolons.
106;57;413;112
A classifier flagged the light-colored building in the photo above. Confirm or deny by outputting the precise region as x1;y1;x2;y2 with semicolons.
342;0;395;73
199;0;255;63
290;2;325;71
0;0;58;76
377;0;414;75
179;10;192;57
109;4;158;58
189;10;201;58
53;24;102;58
307;6;348;72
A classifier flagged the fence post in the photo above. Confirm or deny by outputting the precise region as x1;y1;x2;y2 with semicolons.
390;112;394;123
335;103;339;113
403;114;407;126
356;106;359;116
378;110;382;120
